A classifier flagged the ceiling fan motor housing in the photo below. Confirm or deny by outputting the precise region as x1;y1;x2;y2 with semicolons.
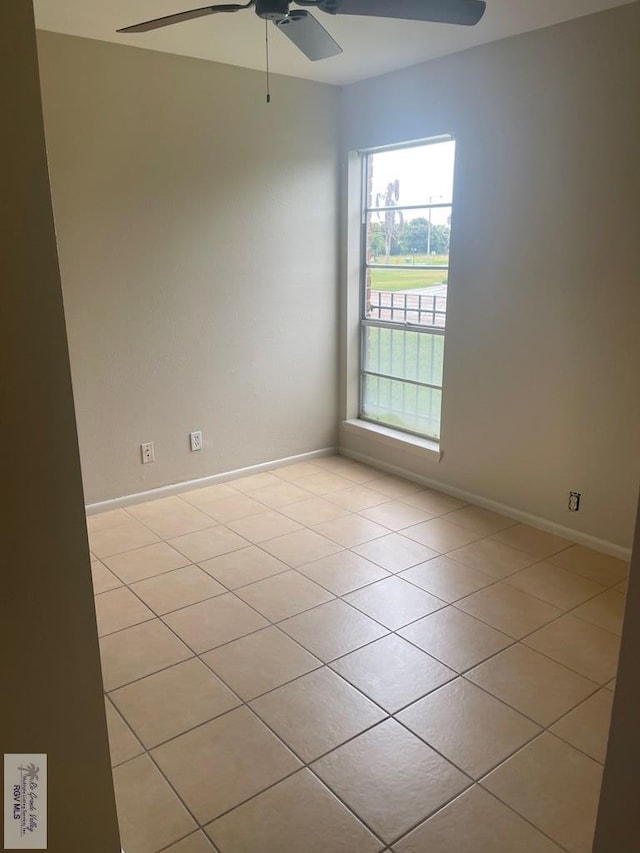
256;0;290;21
317;1;340;13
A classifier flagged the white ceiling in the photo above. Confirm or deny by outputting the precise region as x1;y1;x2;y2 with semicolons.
34;0;636;85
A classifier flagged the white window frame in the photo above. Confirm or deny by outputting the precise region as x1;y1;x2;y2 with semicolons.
354;135;455;445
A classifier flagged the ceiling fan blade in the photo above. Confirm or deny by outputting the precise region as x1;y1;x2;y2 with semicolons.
117;2;254;34
315;0;486;26
275;10;342;61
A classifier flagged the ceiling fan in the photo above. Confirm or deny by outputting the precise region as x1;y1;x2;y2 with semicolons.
117;0;487;63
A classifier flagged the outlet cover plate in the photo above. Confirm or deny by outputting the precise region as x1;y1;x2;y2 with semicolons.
141;442;154;464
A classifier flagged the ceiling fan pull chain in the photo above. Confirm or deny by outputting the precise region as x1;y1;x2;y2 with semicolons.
265;18;271;103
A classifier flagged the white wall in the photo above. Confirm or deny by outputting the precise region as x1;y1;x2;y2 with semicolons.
339;3;640;551
1;5;120;849
37;32;340;504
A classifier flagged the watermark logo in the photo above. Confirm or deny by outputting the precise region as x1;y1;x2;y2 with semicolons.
19;764;39;782
4;754;47;850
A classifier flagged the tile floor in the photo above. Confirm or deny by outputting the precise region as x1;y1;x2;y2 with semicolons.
88;455;628;853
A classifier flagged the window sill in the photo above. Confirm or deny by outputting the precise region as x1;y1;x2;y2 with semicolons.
342;419;442;461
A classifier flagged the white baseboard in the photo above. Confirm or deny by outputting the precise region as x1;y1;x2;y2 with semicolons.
85;447;337;515
341;448;632;562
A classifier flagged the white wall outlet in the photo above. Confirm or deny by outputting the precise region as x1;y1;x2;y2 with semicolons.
141;442;154;464
189;430;203;452
568;491;581;512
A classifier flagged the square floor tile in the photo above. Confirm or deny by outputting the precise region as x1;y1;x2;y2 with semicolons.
299;551;389;595
152;706;301;823
344;576;444;630
250;668;386;762
353;533;439;572
260;529;343;568
131;566;226;615
226;510;302;543
312;514;390;547
201;626;320;701
280;496;350;525
400;556;493;603
331;634;455;713
548;545;628;586
523;615;620;684
179;483;238;506
504;562;605;611
402;489;467;515
398;678;541;779
113;754;196;853
126;496;216;539
86;508;130;533
91;560;123;594
456;583;562;639
273;461;324;482
206;769;380;853
105;698;143;767
367;475;424;499
490;524;573;559
403;518;484;553
293;470;354;496
466;644;598;726
199;546;289;589
162;594;268;653
441;506;516;536
328;484;389;511
162;832;217;853
100;619;193;691
314;457;380;482
231;472;283;493
103;541;190;584
168;527;250;563
572;589;626;636
399;607;513;673
482;733;603;853
249;481;311;508
448;539;537;579
550;689;614;763
110;658;240;748
234;570;333;622
393;785;563;853
197;494;267;523
88;518;161;558
278;599;388;662
94;586;155;637
312;719;469;844
359;500;434;530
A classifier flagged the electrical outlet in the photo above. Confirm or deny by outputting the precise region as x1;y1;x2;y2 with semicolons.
141;442;154;464
568;491;581;512
189;430;203;452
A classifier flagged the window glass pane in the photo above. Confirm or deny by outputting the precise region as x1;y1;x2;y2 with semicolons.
367;140;455;209
360;136;455;443
364;282;447;327
366;208;452;268
363;327;444;387
362;375;442;440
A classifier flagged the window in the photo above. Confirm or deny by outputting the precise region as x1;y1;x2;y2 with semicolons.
359;137;456;442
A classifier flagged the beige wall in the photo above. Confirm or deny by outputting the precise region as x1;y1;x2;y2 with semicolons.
0;3;120;851
37;32;340;504
340;3;640;551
